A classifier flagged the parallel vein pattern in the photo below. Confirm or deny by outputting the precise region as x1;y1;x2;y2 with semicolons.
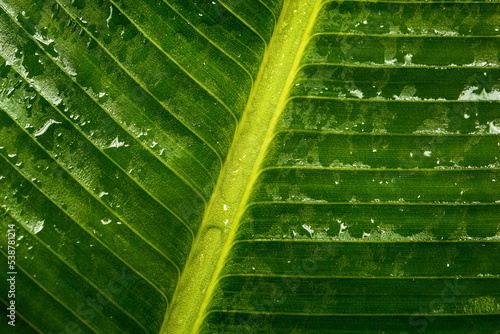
1;0;499;333
201;0;500;333
0;0;281;333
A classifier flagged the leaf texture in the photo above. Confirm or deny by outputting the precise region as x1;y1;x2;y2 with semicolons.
0;0;499;333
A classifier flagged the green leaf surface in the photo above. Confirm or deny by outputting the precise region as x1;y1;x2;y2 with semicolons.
0;0;499;333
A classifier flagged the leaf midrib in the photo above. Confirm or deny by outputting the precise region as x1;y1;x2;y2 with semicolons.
161;1;324;333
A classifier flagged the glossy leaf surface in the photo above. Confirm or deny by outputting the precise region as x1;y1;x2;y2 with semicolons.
0;0;499;333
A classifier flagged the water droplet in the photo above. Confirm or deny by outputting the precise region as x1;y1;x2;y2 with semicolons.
302;224;314;237
107;137;125;148
106;6;113;28
489;122;500;134
404;54;413;65
34;119;62;137
27;220;44;234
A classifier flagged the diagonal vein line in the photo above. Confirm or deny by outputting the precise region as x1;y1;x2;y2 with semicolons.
1;9;216;195
0;7;212;199
3;210;149;334
259;166;499;173
0;249;99;334
252;180;498;190
0;51;197;240
0;297;43;334
211;273;500;294
0;74;198;245
226;239;500;258
217;0;269;50
285;95;500;103
218;273;500;279
254;166;500;183
0;151;171;304
204;310;500;317
242;201;500;212
293;77;500;86
241;215;500;224
198;310;500;330
309;32;500;40
108;0;239;125
0;3;215;203
52;0;225;175
322;0;498;4
272;129;500;138
256;0;277;26
298;62;500;70
161;0;257;80
0;110;183;277
231;239;500;245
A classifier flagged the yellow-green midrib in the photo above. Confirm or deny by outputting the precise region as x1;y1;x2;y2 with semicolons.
162;1;324;333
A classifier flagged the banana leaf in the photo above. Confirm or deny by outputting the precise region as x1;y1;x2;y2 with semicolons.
0;0;499;333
